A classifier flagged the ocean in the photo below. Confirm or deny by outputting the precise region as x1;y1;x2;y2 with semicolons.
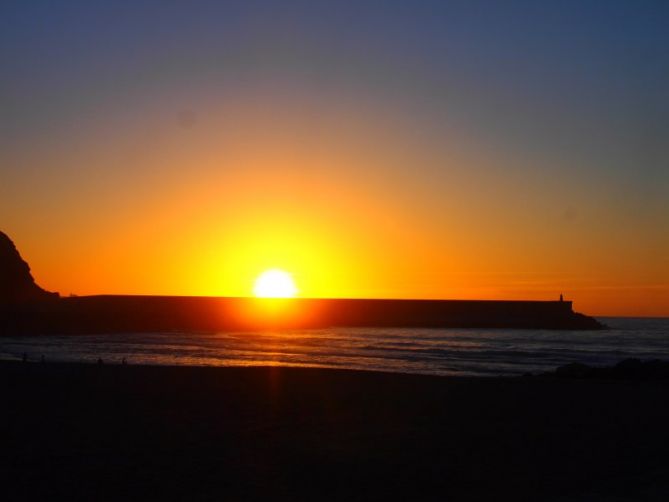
1;317;667;377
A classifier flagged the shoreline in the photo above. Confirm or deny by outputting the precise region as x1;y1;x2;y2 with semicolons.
3;361;668;500
6;356;669;380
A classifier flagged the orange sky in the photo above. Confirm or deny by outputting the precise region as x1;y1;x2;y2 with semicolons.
3;88;667;317
2;3;668;318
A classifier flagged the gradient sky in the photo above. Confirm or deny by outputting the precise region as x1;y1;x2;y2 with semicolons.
1;0;668;316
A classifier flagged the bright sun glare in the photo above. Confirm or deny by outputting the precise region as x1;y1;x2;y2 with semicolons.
253;269;298;298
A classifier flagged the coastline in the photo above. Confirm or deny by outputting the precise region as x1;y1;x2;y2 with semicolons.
3;361;668;501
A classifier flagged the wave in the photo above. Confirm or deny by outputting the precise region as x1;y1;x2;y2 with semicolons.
1;318;667;377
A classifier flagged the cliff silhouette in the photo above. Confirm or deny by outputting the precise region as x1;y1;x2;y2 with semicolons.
0;231;58;305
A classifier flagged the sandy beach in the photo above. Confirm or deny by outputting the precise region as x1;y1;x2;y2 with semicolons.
2;361;668;501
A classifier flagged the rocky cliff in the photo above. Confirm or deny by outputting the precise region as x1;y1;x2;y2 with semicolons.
0;231;58;304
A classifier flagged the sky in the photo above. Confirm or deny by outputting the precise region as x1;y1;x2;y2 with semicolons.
1;0;668;316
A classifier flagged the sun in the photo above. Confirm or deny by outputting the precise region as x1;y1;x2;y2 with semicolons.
253;269;298;298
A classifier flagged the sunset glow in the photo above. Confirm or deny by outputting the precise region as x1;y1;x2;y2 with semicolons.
4;4;669;502
253;269;298;298
1;2;667;317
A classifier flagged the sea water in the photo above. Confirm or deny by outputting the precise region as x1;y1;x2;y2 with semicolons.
0;317;667;377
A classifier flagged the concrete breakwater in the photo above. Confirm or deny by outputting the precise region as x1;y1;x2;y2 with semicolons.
2;296;603;335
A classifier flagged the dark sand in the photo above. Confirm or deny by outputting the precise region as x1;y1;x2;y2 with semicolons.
2;362;668;501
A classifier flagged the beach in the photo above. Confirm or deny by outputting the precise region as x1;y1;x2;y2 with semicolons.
2;361;668;501
3;2;668;500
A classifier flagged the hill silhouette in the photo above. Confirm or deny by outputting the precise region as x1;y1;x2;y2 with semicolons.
0;231;57;304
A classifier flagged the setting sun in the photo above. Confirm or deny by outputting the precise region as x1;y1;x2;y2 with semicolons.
253;269;298;298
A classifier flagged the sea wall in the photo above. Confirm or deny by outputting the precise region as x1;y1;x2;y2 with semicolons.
1;296;603;335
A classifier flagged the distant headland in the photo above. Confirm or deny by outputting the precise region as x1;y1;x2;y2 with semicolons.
0;231;58;305
0;231;603;334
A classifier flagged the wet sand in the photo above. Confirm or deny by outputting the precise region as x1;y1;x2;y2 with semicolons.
2;361;668;501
